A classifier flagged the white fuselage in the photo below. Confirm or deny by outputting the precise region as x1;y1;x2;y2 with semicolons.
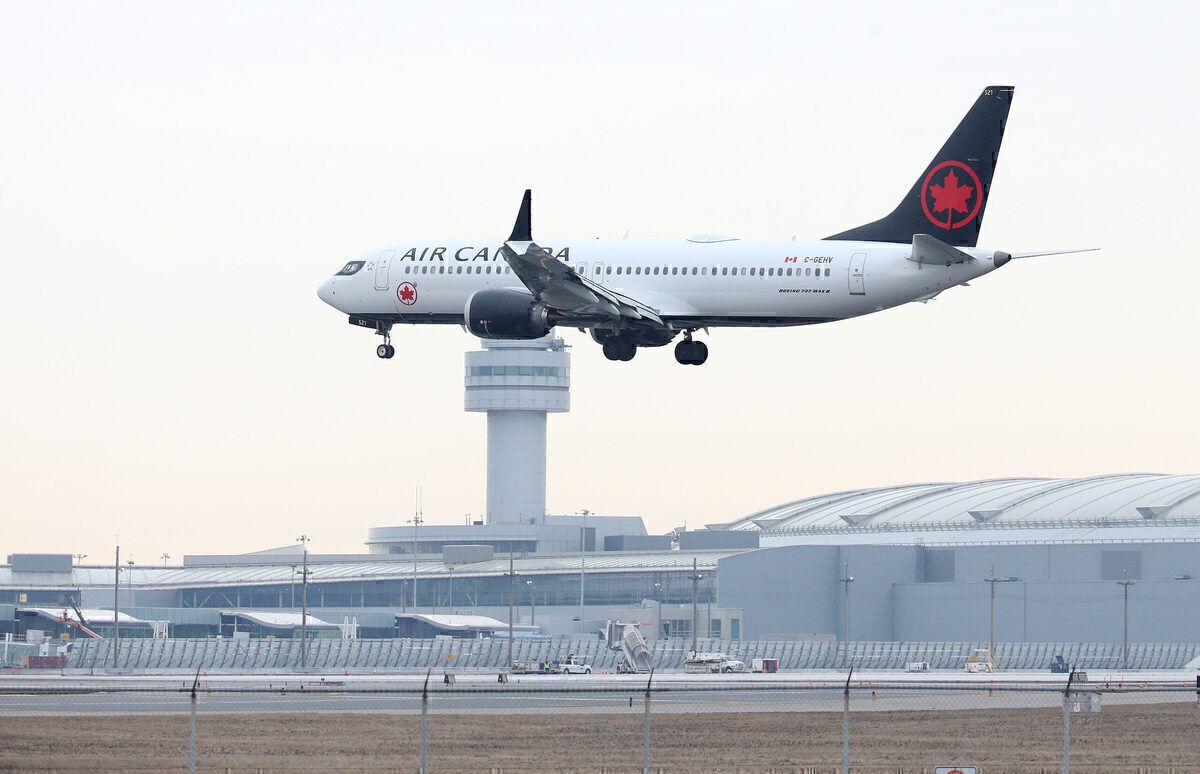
317;237;1001;329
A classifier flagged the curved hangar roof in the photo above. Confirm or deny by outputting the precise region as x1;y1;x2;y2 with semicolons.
721;474;1200;536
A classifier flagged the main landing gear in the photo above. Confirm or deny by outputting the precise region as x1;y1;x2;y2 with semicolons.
674;333;708;366
375;323;395;359
601;337;637;362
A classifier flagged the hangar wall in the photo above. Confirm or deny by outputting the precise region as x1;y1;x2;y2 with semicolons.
719;542;1200;643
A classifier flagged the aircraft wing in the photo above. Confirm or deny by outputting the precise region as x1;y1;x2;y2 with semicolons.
500;190;666;328
501;241;665;326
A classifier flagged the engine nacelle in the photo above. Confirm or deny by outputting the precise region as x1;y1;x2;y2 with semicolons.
465;289;555;339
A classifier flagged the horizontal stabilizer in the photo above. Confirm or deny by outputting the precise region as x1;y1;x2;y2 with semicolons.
909;234;975;265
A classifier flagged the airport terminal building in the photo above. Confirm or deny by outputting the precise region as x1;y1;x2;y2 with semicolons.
4;473;1200;649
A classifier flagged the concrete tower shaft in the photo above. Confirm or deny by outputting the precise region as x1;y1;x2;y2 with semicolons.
464;336;569;525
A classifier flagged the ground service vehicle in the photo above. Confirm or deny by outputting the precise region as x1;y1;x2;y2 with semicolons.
685;652;746;673
556;658;592;675
964;649;995;673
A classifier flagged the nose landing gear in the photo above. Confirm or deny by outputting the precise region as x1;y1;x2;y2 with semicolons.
375;323;395;359
674;333;708;366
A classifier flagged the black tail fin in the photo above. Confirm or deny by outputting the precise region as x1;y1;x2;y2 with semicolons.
827;86;1013;247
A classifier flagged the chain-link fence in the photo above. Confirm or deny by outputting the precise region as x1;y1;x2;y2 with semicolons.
2;674;1197;771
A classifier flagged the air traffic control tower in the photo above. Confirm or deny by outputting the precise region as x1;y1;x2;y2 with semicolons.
464;336;570;524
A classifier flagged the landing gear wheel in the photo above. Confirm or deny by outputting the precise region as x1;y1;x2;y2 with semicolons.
603;338;637;362
375;323;395;359
674;338;709;366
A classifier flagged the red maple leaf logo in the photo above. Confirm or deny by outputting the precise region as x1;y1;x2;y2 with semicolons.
929;169;974;218
398;283;416;304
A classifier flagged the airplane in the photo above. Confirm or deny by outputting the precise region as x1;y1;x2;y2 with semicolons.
317;85;1088;365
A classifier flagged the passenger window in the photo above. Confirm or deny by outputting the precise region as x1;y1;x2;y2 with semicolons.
616;267;623;275
653;267;659;275
606;266;612;274
721;268;727;276
635;267;641;275
786;268;792;276
486;266;493;274
750;268;756;276
825;268;831;276
740;267;747;276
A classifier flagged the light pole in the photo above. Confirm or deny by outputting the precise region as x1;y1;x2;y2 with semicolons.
526;580;536;626
985;564;1019;670
1119;566;1135;670
654;582;663;641
506;551;516;670
409;494;423;612
112;543;120;668
73;553;87;564
160;553;170;566
297;534;310;669
126;559;135;608
578;509;590;637
690;559;702;654
840;561;854;668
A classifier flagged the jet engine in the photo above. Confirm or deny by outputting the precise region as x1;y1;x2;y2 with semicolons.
465;289;557;339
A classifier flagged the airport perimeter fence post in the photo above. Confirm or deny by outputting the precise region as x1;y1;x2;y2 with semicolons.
420;670;431;774
643;670;654;774
1061;670;1075;774
842;667;853;774
188;668;200;774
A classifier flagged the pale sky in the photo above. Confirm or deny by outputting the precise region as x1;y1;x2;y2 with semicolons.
2;1;1197;565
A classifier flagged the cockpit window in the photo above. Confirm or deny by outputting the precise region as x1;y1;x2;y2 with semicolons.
336;261;365;276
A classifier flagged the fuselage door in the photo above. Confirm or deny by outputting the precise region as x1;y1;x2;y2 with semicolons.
374;249;395;291
849;252;867;295
593;261;607;286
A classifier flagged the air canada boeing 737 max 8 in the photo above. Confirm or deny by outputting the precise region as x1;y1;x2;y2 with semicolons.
318;86;1088;365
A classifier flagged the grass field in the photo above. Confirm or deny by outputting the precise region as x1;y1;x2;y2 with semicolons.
1;702;1196;771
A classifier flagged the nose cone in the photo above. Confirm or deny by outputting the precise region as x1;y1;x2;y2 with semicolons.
317;277;337;308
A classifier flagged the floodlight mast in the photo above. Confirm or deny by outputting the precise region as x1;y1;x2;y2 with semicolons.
985;563;1020;670
1119;566;1136;669
297;534;310;668
840;561;854;668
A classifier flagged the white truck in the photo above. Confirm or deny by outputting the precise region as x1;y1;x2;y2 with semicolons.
684;651;746;674
555;657;593;675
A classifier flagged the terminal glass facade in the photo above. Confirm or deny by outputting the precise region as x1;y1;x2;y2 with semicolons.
180;570;716;610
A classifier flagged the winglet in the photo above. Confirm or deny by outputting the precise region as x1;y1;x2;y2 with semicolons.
508;189;532;242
